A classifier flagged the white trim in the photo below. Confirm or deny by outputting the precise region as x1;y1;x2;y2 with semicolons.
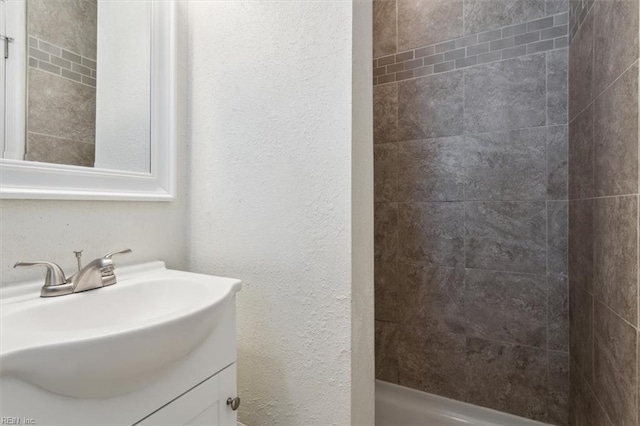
0;0;176;201
4;0;26;161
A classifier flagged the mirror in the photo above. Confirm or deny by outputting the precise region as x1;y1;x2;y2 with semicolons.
0;0;175;201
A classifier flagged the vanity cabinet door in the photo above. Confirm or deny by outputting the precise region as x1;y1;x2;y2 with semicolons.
137;363;238;426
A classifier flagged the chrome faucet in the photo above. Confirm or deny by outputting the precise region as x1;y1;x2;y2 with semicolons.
14;249;132;297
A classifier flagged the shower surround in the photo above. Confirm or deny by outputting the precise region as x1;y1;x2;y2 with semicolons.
568;0;639;424
373;0;569;424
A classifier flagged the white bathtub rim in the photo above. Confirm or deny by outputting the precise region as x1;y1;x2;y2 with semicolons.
376;380;552;426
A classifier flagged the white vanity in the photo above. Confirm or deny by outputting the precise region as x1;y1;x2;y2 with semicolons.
0;261;242;426
0;1;242;423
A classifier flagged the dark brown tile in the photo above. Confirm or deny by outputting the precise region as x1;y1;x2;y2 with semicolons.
375;320;399;382
398;264;465;334
594;63;638;197
463;269;546;348
547;47;568;126
464;128;547;201
375;202;398;263
550;351;570;392
397;137;465;202
568;199;593;293
375;262;398;322
568;10;593;120
549;389;570;426
373;0;397;59
593;195;638;325
570;362;613;426
568;103;594;199
398;202;465;267
398;71;464;141
547;125;568;200
593;0;639;96
397;0;463;51
464;54;546;134
570;281;593;384
549;275;569;352
593;302;638;426
374;144;398;202
548;201;568;276
465;337;548;421
549;351;570;425
374;83;398;144
398;326;467;400
465;201;547;274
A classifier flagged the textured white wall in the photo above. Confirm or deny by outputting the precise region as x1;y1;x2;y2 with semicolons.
184;0;373;424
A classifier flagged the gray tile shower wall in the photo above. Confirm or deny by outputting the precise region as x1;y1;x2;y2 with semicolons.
567;0;639;423
24;0;97;168
373;0;570;424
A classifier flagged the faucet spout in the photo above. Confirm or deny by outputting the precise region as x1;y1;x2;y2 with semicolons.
71;257;116;293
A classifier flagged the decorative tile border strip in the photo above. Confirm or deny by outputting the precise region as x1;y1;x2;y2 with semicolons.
569;0;593;43
373;12;568;86
28;37;97;88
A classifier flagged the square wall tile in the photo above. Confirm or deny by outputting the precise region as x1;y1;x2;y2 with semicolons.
594;63;638;197
375;320;399;382
569;281;593;384
593;195;638;325
375;262;399;322
547;125;568;200
398;71;464;141
397;137;465;202
568;104;594;199
375;202;398;263
464;54;546;134
464;0;545;34
593;302;638;425
374;83;398;144
398;264;465;334
568;199;593;293
463;269;547;348
465;337;548;421
397;0;463;51
593;0;639;97
375;144;398;202
548;201;568;275
570;362;612;426
464;128;546;201
547;48;568;126
465;201;547;274
374;0;397;59
398;202;465;267
568;11;593;120
549;275;569;351
398;326;467;400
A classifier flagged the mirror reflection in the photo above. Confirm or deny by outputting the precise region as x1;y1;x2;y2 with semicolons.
1;0;152;173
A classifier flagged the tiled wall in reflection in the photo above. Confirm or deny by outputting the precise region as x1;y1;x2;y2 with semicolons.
373;0;569;424
567;0;640;424
24;0;97;168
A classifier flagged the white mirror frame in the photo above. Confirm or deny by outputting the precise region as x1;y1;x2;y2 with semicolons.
0;0;176;201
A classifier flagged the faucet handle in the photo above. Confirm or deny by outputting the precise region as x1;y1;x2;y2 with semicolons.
100;249;132;287
103;249;132;260
13;261;68;286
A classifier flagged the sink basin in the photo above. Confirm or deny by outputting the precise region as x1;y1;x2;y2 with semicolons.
0;261;241;398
